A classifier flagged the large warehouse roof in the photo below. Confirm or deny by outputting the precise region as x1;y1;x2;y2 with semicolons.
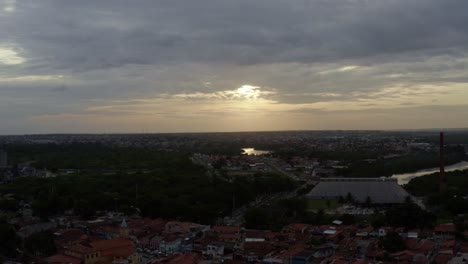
306;178;410;204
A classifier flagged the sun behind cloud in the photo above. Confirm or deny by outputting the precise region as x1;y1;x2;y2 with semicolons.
171;84;274;101
234;85;262;99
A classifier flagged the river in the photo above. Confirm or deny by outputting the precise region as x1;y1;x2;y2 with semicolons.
241;148;272;155
391;161;468;185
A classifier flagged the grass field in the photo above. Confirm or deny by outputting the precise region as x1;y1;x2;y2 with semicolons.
307;199;339;211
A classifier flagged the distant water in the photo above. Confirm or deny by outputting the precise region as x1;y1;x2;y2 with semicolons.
241;148;272;155
391;161;468;185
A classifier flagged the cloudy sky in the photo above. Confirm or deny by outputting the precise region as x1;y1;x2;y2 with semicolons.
1;0;468;134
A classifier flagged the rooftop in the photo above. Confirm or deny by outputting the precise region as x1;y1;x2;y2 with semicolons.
45;254;81;264
306;177;410;204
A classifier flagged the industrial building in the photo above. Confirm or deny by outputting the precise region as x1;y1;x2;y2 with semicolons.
306;178;410;204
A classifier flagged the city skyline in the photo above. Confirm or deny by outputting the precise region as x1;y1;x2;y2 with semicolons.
1;0;468;134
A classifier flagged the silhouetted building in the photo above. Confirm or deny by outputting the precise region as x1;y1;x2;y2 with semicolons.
306;178;410;204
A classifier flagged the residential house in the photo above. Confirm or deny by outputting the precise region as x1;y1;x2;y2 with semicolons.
159;236;182;255
205;242;224;260
53;229;86;251
288;250;315;264
283;224;309;234
434;224;456;240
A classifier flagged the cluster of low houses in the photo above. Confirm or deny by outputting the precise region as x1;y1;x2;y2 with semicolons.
191;153;341;179
24;216;468;264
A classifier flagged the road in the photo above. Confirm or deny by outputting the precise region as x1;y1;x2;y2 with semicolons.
218;159;309;225
221;181;310;225
264;160;300;181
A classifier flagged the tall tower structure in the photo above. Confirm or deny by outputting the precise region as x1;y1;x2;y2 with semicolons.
439;132;447;193
0;149;7;168
119;218;129;238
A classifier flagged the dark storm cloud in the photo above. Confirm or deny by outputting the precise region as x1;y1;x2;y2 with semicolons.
2;0;468;72
1;0;468;133
50;86;68;92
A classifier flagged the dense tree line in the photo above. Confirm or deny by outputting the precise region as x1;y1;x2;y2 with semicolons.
378;232;405;253
6;143;199;171
244;198;335;231
0;221;21;260
338;146;466;177
406;169;468;196
405;169;468;216
244;197;438;231
0;220;56;261
1;165;296;224
371;203;437;229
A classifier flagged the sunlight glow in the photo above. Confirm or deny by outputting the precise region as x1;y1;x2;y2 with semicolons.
0;47;25;65
173;84;271;100
0;75;66;82
234;85;261;99
338;65;359;72
318;65;364;75
3;0;16;12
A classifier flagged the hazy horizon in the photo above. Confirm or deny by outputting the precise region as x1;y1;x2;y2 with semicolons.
2;0;468;134
2;127;468;137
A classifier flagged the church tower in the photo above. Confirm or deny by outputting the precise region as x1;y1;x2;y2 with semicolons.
120;218;129;238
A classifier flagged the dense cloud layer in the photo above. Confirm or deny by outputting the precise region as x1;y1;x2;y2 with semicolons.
1;0;468;133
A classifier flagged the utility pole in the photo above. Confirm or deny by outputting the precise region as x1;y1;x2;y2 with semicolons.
135;184;139;208
232;193;236;217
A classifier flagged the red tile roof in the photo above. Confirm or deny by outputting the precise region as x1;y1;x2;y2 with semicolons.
392;250;416;260
223;260;245;264
245;230;268;239
54;228;84;237
416;239;436;254
274;244;306;259
101;246;134;258
331;258;348;264
441;240;456;247
89;238;133;250
352;260;367;264
434;253;453;264
460;241;468;253
284;223;309;232
212;225;240;233
46;254;82;264
67;244;95;254
162;235;181;243
405;238;419;249
164;221;201;234
129;218;166;234
54;229;87;249
413;254;429;263
218;233;240;240
244;241;272;250
95;225;119;234
152;253;201;264
89;238;135;258
434;223;456;233
358;226;374;233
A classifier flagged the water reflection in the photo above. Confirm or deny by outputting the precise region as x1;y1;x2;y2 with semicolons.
241;148;272;155
391;161;468;185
